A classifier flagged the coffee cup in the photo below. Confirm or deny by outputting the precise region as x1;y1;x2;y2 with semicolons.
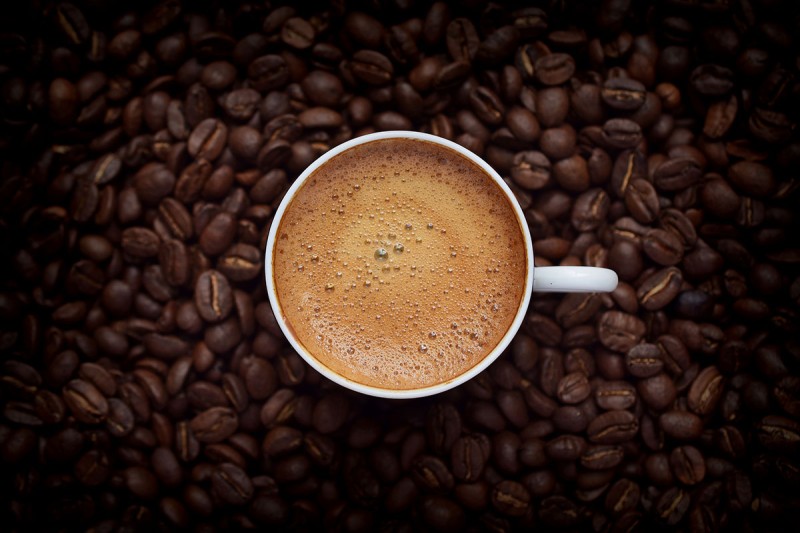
265;131;617;398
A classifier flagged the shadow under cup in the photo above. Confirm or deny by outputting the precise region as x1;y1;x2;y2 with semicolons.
266;131;611;399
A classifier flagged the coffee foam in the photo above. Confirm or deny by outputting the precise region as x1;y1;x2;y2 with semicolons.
273;138;527;390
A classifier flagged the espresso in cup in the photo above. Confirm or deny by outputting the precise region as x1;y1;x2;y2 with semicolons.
271;137;528;390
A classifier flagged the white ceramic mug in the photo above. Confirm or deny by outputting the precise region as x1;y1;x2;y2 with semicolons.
265;131;618;398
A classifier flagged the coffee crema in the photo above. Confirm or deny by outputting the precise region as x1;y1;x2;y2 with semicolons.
272;138;527;390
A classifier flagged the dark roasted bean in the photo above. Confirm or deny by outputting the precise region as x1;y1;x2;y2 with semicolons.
602;78;646;111
688;366;724;416
535;53;575;85
491;480;530;517
451;435;486;482
189;407;238;443
587;410;639;444
670;445;705;486
212;462;253;505
63;379;108;424
194;270;233;323
659;410;704;441
595;380;637;410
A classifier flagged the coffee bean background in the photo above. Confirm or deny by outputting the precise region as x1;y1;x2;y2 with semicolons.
1;1;799;531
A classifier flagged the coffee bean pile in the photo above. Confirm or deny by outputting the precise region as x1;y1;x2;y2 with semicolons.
1;1;799;531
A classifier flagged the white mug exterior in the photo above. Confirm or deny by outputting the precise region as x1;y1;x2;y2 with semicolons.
265;131;616;399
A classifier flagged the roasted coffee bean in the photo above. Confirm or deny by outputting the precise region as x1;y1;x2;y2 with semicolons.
124;466;159;500
469;86;505;126
77;362;116;396
643;230;683;266
598;311;646;353
217;244;261;282
506;106;540;144
446;18;479;63
260;388;296;427
75;449;111;486
553;154;590;192
587;410;639;444
637;267;682;311
602;78;646;111
158;239;189;287
653;158;702;191
194;270;233;323
103;398;134;437
212;462;253;505
310;393;348;434
557;372;591;404
185;381;228;410
535;53;575;85
540;124;576;160
151;447;182;488
174;421;200;463
556;293;602;329
189;407;238;443
572;188;609;231
62;379;108;424
412;454;454;492
625;179;660;224
690;64;734;97
262;425;302;457
728;160;776;197
175;160;212;203
155;198;193;242
4;401;42;426
420;495;465;532
199;212;236;256
603;118;642;150
248;55;289;92
659;410;704;441
625;343;663;378
491;431;520;474
133;163;176;206
595;380;637;410
220;373;248;413
553;405;590;433
275;352;305;387
426;403;462;455
605;479;640;516
757;415;800;455
351;50;393;86
545;434;587;461
688;366;724;416
581;445;624;470
521;380;558;417
610;150;646;197
659;208;697;249
188;118;227;161
33;390;65;425
451;435;486;482
511;151;550;190
453;481;488;511
496;390;529;429
281;18;315;50
122;227;161;258
655;487;690;525
491;480;530;517
670;445;705;486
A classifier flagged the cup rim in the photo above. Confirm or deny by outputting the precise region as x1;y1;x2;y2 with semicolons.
264;131;534;399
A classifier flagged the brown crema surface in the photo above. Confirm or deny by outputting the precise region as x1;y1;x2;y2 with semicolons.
273;138;527;390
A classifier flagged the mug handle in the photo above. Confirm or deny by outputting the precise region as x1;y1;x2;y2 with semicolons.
533;266;618;293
